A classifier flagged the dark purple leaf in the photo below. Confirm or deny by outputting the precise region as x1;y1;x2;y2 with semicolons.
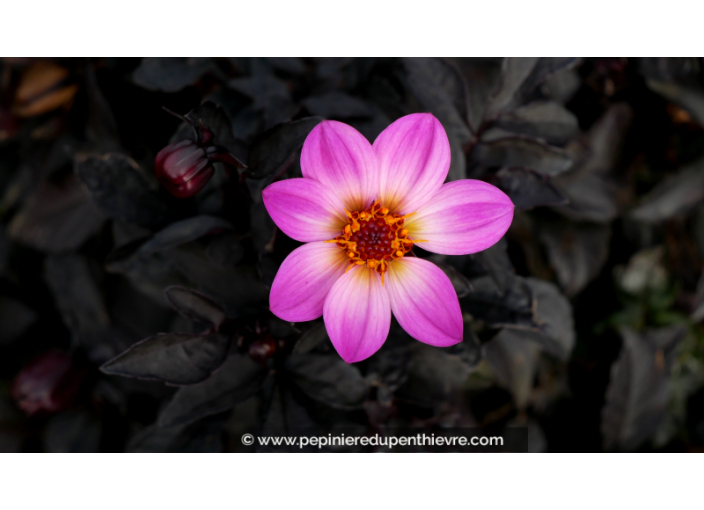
553;173;620;223
133;57;213;93
485;58;540;120
464;275;575;360
365;338;412;400
164;244;269;310
8;173;105;252
302;91;375;119
541;67;582;104
485;329;542;408
490;167;568;210
137;215;233;256
495;100;579;144
229;75;290;107
205;232;244;268
285;353;368;409
100;332;231;385
514;58;579;106
640;58;704;83
76;153;176;229
292;323;330;355
602;326;685;450
447;58;502;133
363;75;408;121
630;157;704;222
472;136;573;176
44;253;110;340
472;238;515;293
228;75;299;129
445;326;484;369
552;103;633;222
539;221;611;296
165;286;226;329
519;277;576;360
396;343;476;407
462;274;536;329
487;57;578;119
158;353;267;428
259;380;317;449
246;116;322;179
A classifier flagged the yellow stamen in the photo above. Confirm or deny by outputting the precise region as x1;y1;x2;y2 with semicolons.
330;198;418;279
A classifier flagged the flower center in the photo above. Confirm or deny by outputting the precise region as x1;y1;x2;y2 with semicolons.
329;200;415;280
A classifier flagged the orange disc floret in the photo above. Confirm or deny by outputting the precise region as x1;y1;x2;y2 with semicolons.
328;200;416;281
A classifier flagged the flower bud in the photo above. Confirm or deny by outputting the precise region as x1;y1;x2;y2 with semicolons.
11;350;86;416
155;139;215;198
248;335;279;365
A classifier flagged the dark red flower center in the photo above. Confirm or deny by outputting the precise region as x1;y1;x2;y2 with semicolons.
329;200;417;281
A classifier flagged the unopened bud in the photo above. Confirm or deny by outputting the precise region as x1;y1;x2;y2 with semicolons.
154;139;215;198
11;350;86;416
248;335;278;365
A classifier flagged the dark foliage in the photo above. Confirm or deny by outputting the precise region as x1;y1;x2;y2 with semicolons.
1;57;704;452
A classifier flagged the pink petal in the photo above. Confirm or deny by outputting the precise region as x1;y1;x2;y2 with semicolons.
262;178;346;242
323;265;391;363
373;113;451;214
405;179;514;255
386;257;463;347
270;242;348;322
301;120;378;212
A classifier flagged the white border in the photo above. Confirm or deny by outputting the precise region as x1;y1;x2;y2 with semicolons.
0;454;701;508
1;1;703;56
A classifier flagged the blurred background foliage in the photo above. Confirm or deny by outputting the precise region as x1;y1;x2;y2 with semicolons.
1;57;704;452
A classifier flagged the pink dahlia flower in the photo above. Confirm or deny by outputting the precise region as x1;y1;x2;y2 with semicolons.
262;113;514;363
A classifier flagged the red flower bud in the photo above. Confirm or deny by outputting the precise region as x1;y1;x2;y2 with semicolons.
11;350;86;416
248;335;279;365
154;139;215;198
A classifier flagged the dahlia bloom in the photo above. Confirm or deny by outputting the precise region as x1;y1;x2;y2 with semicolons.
263;113;514;363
